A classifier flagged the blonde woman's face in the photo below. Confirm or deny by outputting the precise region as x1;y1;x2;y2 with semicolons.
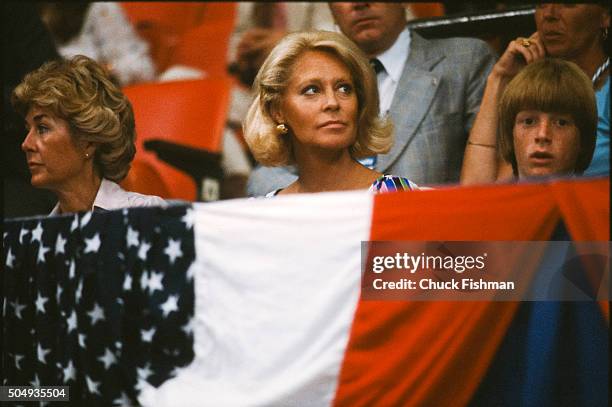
21;106;90;191
513;110;580;178
276;50;358;155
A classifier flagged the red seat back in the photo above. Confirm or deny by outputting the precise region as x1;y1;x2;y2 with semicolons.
120;158;171;199
123;78;232;200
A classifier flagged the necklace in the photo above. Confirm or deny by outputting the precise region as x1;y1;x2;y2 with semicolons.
592;57;610;85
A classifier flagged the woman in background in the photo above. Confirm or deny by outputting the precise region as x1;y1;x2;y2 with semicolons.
461;3;609;183
243;30;418;196
13;55;165;215
38;2;156;86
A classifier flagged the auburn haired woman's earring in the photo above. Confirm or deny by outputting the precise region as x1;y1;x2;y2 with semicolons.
276;123;288;134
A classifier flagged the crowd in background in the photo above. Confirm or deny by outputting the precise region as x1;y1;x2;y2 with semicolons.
3;2;609;218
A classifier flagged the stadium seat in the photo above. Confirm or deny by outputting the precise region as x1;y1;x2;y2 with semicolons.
120;158;171;199
120;2;207;72
122;78;232;201
199;2;237;26
410;3;445;19
169;20;235;78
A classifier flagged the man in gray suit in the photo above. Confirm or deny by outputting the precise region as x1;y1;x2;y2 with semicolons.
247;3;496;195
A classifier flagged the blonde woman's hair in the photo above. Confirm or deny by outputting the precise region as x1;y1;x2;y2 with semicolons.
498;58;597;175
12;55;136;182
243;30;393;166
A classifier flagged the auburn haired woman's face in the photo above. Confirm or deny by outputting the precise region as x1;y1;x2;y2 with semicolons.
276;50;358;154
21;106;90;191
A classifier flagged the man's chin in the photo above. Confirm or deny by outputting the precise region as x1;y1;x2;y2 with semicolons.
353;30;383;46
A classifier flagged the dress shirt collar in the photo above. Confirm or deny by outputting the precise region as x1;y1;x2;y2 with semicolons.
376;27;411;83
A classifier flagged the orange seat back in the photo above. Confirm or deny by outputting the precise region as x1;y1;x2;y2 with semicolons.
120;158;171;199
121;2;205;34
123;78;232;201
169;20;235;78
410;3;445;19
199;2;237;26
120;2;208;72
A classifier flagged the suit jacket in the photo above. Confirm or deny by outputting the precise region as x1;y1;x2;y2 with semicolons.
246;30;496;196
379;31;495;185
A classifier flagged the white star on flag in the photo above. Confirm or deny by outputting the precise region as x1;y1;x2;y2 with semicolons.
79;333;87;348
14;354;24;370
76;279;83;302
123;274;133;290
63;360;76;382
35;294;48;314
84;233;101;253
12;300;26;319
67;310;77;333
80;211;92;228
181;208;195;229
87;303;105;325
56;285;63;303
37;244;50;264
147;271;164;295
137;363;153;380
127;226;139;248
98;348;117;369
140;270;149;291
160;294;179;317
31;374;40;387
37;343;51;363
6;248;15;269
31;222;44;243
139;241;151;261
86;375;101;395
55;233;67;254
68;260;76;279
181;319;195;336
164;239;183;264
19;227;29;244
141;327;156;342
113;392;132;406
70;215;79;231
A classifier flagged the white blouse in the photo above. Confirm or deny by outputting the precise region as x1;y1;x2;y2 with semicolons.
49;179;166;216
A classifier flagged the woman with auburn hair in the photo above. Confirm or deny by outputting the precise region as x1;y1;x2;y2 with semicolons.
243;30;418;196
13;55;165;215
497;58;597;179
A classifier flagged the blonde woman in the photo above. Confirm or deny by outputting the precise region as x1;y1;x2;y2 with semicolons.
243;30;418;196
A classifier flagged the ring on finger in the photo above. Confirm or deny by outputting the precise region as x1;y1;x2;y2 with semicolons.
521;39;531;48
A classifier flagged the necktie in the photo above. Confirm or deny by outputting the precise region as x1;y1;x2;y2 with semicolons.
370;58;384;75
